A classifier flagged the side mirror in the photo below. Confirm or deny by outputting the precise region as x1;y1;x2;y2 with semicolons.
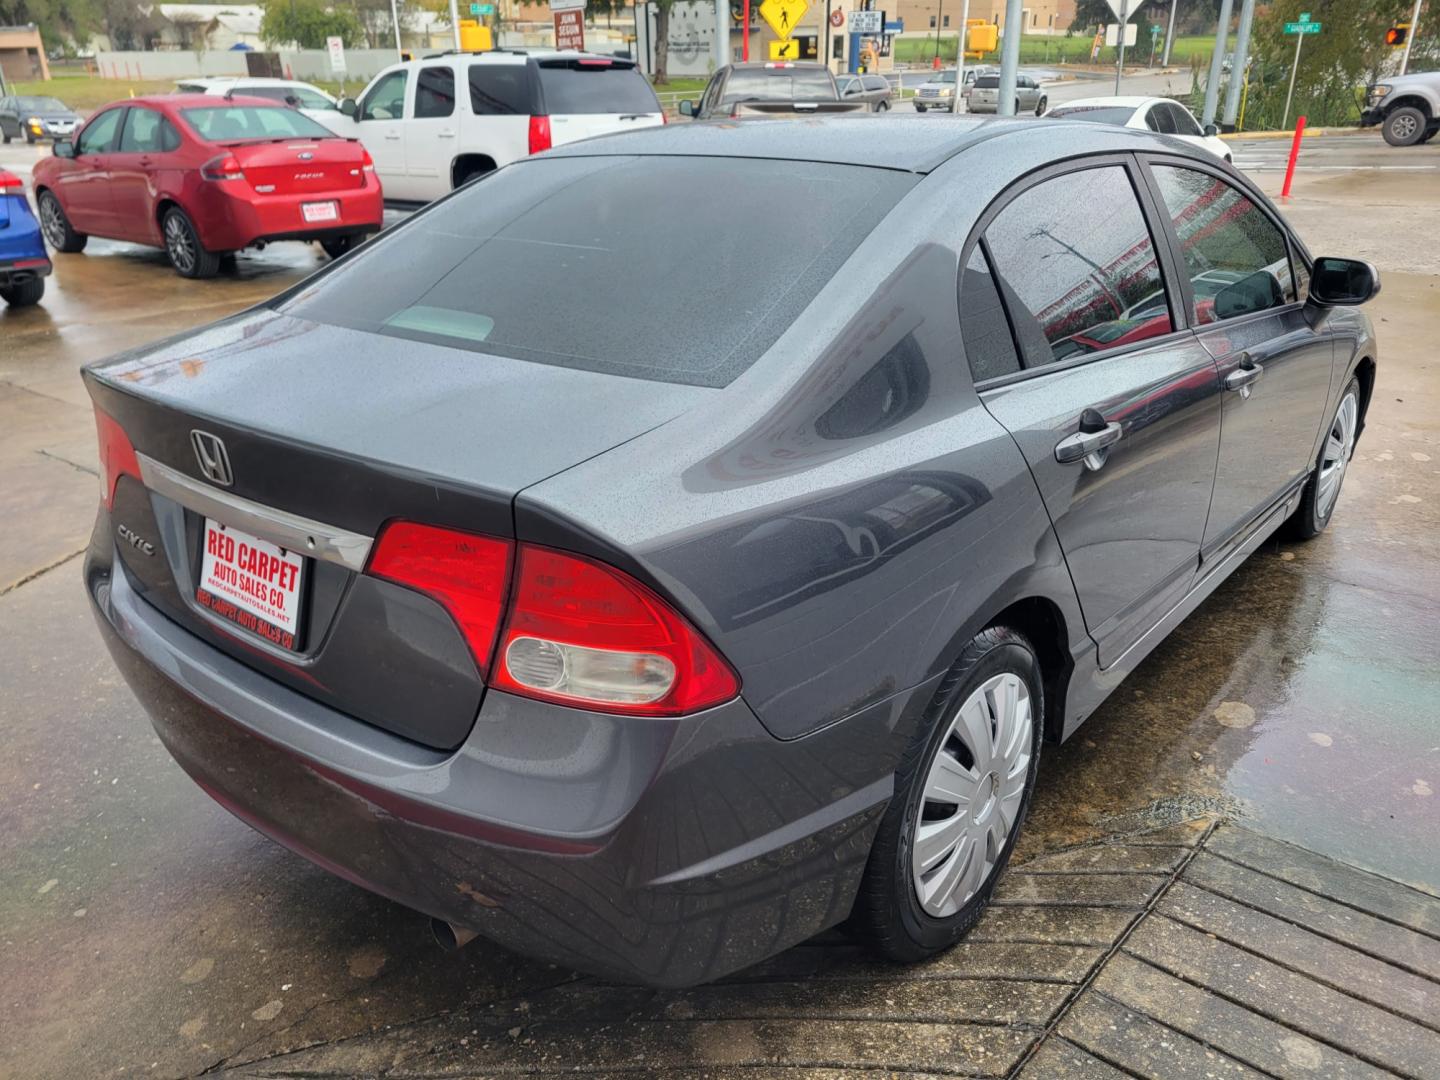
678;99;695;117
339;98;358;118
1309;257;1381;306
1203;123;1219;137
54;138;75;158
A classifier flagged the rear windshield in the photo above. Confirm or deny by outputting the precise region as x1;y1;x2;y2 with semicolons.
1046;105;1136;124
973;76;999;88
179;105;335;141
536;60;659;114
723;68;836;104
281;155;913;387
18;96;68;112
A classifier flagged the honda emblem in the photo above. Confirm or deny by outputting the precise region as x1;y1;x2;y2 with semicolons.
191;430;234;487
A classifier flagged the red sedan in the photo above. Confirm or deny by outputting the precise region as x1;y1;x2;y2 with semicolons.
32;94;382;279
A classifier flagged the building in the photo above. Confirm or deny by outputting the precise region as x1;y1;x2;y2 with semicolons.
0;24;50;82
894;0;1078;37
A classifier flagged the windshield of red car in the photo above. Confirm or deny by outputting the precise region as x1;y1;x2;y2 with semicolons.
178;105;336;142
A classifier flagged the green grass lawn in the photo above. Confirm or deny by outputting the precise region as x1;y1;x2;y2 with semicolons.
894;31;1214;66
11;76;176;110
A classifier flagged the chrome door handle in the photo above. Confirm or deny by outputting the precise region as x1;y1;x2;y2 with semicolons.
437;129;456;139
384;132;401;140
1225;355;1264;396
1055;421;1123;466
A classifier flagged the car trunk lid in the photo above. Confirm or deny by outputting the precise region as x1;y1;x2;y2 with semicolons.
224;138;368;193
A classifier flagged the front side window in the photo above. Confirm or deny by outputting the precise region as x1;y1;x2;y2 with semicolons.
360;70;408;121
1151;165;1295;325
416;66;456;118
77;108;122;154
469;64;532;114
983;165;1174;369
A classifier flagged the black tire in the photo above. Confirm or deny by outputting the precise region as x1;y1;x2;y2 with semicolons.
1421;127;1438;144
1035;96;1047;116
25;129;36;145
162;207;221;279
877;99;890;112
915;104;927;113
454;162;493;188
1288;376;1361;540
2;129;11;144
852;626;1044;963
320;233;366;260
1383;106;1427;147
1;276;45;307
37;190;87;253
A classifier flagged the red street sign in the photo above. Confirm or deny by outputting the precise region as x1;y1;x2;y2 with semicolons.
554;9;584;51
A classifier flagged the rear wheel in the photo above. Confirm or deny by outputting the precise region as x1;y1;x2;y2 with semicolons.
25;129;36;145
163;207;221;279
1289;377;1360;540
320;233;367;260
876;99;890;112
853;626;1042;962
1;277;45;307
1035;96;1047;116
1383;106;1427;146
2;127;11;144
37;190;87;253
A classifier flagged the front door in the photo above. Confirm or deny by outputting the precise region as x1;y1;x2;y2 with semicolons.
403;64;458;199
356;68;408;199
109;105;174;245
1143;159;1336;557
963;159;1224;668
62;106;125;234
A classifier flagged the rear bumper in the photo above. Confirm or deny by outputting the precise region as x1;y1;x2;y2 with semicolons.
191;175;384;252
85;518;903;986
0;255;51;286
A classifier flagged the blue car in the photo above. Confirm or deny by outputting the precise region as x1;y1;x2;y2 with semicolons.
1;168;51;307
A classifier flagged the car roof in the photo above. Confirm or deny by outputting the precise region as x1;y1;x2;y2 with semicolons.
124;93;294;109
1054;96;1158;109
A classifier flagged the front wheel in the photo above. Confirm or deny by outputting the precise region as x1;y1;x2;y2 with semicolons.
915;103;927;113
1289;377;1360;540
1035;96;1047;116
37;190;87;253
320;233;367;260
1;277;45;307
852;626;1042;962
1383;106;1426;146
163;207;221;279
25;129;36;145
876;99;890;112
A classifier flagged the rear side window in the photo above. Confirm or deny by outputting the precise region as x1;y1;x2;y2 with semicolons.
536;61;659;114
960;247;1021;382
1151;165;1295;325
1167;103;1203;136
180;106;333;140
1145;104;1176;134
282;156;913;387
416;66;456;118
469;64;533;114
1046;105;1136;125
119;107;165;152
983;165;1174;369
721;67;835;104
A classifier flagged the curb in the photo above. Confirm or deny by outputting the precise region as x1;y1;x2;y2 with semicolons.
1225;126;1368;141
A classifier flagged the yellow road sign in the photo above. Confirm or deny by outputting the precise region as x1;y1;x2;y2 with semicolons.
768;37;801;60
759;0;808;40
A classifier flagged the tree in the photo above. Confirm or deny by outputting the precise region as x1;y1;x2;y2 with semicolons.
0;0;100;53
259;0;366;49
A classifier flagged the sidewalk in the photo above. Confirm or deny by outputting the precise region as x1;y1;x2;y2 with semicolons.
219;818;1440;1078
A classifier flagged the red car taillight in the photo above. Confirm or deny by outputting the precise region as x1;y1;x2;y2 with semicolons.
528;115;552;155
200;154;244;181
93;407;141;510
366;524;739;716
361;148;375;173
0;170;23;189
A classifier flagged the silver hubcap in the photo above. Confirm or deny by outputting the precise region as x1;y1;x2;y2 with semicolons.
1393;114;1418;140
40;196;66;247
911;672;1033;918
165;215;195;273
1317;391;1358;517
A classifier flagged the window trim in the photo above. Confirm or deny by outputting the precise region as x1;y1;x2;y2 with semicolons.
1136;152;1312;334
959;152;1195;392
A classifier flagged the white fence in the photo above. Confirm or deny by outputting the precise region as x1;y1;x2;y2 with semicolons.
97;48;404;84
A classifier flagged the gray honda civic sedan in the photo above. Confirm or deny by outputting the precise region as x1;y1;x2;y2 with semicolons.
84;116;1378;987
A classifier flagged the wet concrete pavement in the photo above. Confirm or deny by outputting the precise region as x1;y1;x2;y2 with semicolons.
1;134;1438;1077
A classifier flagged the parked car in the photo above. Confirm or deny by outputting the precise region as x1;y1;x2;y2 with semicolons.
1362;71;1440;146
680;61;855;120
0;168;51;307
338;49;664;202
32;95;382;278
173;77;350;135
913;68;957;112
1045;97;1232;162
967;73;1047;115
83;115;1378;988
837;73;893;111
0;94;81;144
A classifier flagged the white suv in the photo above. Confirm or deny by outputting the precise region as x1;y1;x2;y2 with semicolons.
337;49;665;203
174;77;348;134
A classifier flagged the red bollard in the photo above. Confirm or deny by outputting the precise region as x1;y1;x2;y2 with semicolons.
1281;115;1306;200
743;0;750;61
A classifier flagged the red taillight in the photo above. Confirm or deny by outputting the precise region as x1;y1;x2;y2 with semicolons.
0;170;23;189
200;153;244;181
93;407;141;510
367;522;513;675
528;115;552;155
491;545;739;716
361;147;375;172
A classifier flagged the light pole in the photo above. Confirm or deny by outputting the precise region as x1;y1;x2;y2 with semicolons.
935;0;945;60
1201;0;1234;128
1400;0;1424;75
951;0;971;114
1161;0;1178;65
1221;0;1256;131
995;0;1022;115
1114;0;1128;94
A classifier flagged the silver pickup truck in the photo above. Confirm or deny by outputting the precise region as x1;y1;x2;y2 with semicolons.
1362;70;1440;146
680;62;865;120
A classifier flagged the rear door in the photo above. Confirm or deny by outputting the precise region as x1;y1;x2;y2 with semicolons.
534;57;664;145
1142;157;1335;559
404;63;459;198
964;156;1224;668
62;105;125;234
354;67;408;197
464;61;532;167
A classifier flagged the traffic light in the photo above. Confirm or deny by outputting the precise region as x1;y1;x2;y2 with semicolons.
1386;24;1409;47
967;21;998;54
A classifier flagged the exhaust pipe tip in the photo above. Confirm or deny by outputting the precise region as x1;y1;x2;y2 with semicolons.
430;916;479;952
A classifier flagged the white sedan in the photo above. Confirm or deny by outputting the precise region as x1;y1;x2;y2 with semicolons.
1044;96;1232;162
172;77;350;135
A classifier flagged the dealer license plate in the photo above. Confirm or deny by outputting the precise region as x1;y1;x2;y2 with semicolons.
302;201;339;224
196;519;306;650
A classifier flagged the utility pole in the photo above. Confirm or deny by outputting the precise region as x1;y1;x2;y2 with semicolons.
935;0;945;60
1221;0;1256;131
1114;0;1128;94
718;0;731;70
996;0;1022;115
1281;24;1306;130
449;0;463;50
1201;0;1234;128
1401;0;1424;75
391;0;403;57
1161;0;1178;65
951;0;971;113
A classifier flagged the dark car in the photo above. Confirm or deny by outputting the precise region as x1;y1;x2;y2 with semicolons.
837;73;894;111
83;116;1378;988
679;61;859;119
0;94;81;143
